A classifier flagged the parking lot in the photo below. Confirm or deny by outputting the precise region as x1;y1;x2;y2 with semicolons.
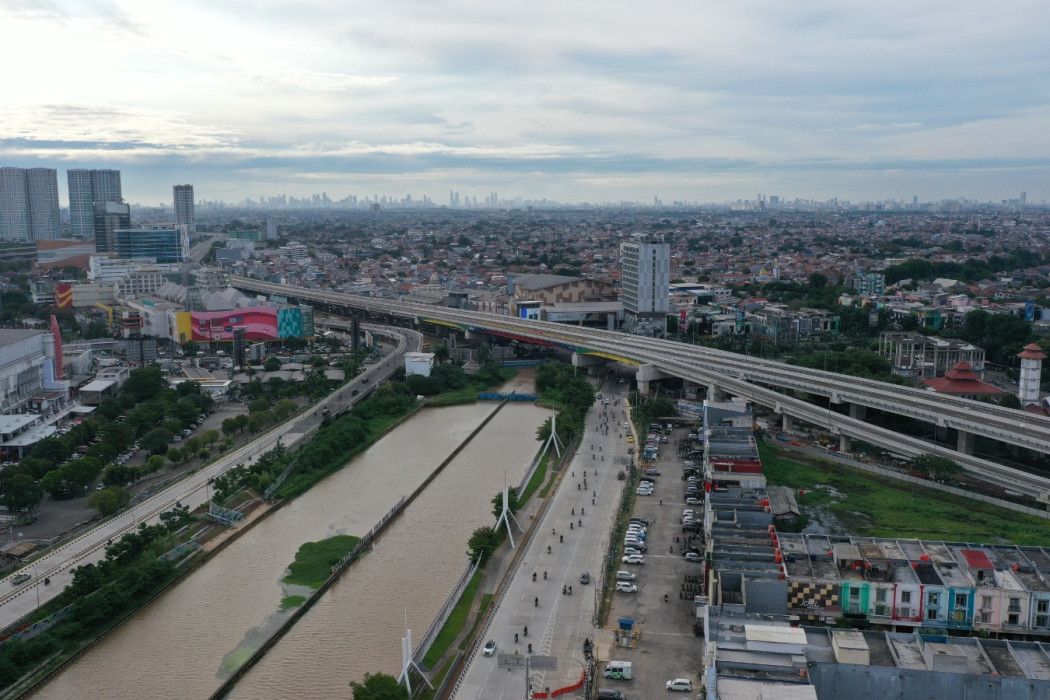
600;425;704;699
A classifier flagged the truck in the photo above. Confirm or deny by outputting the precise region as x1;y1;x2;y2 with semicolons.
602;661;633;680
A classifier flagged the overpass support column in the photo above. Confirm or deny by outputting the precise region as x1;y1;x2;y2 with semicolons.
707;384;725;402
957;430;974;455
839;434;852;453
351;317;360;352
572;352;605;373
849;404;866;420
781;414;793;433
635;363;667;398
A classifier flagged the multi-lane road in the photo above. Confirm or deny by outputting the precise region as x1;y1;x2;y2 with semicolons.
453;383;629;699
0;324;419;629
229;277;1050;496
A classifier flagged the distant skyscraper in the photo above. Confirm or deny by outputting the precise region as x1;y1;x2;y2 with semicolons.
0;167;60;241
93;201;131;253
173;184;195;234
266;216;278;240
68;169;122;238
1021;191;1027;205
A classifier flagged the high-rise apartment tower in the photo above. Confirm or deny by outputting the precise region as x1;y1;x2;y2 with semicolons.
0;167;60;240
173;184;195;234
68;169;122;238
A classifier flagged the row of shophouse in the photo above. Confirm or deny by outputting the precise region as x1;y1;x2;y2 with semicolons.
694;403;1050;697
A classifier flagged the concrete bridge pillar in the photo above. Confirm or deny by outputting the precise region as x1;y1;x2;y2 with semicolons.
849;404;866;420
781;413;794;432
957;430;974;455
707;384;725;402
635;363;667;398
839;434;852;453
571;352;606;374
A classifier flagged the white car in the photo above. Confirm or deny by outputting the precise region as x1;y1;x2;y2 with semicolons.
622;554;645;565
685;497;702;505
666;678;693;692
623;547;643;557
615;582;638;593
636;489;654;496
684;552;702;563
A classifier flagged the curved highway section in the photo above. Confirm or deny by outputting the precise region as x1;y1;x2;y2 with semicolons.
0;324;420;629
230;276;1050;497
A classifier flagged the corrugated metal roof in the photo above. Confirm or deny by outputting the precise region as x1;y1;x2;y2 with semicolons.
717;678;817;700
745;624;808;645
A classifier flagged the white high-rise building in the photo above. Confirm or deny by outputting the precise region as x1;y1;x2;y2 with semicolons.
173;184;195;234
620;235;670;326
1018;342;1046;406
68;169;122;238
266;216;278;240
0;167;60;240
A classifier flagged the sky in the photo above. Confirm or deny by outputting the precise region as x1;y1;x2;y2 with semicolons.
1;0;1049;205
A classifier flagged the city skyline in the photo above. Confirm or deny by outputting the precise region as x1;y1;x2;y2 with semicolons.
1;2;1049;203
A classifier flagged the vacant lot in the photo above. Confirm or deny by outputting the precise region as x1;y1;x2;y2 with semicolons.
760;442;1050;545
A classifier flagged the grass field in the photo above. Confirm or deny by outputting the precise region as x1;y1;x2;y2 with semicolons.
282;535;361;589
422;569;482;668
760;442;1050;545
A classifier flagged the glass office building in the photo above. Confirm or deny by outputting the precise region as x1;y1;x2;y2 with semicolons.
114;227;187;264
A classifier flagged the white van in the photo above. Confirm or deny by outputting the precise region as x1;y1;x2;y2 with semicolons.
603;661;633;680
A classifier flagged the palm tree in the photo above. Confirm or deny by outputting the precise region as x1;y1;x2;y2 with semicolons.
434;344;451;365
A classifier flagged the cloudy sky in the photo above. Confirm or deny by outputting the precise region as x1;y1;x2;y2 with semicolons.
1;0;1049;205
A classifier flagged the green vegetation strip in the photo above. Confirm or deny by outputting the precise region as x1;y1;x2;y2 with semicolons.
760;442;1050;545
422;569;482;668
283;535;361;590
518;450;551;505
279;595;307;611
460;593;493;651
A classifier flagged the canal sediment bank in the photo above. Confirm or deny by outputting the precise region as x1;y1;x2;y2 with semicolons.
210;400;510;698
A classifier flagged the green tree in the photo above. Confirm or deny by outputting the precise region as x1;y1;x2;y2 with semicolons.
1;474;43;514
145;455;166;473
141;427;174;455
88;487;130;516
466;526;500;566
349;672;407;699
40;470;67;498
434;344;451;365
491;487;519;519
264;356;282;372
911;454;962;481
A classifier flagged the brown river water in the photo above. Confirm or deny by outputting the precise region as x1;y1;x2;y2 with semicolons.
37;399;551;699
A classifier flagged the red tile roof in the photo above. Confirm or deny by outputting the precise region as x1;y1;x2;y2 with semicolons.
1019;343;1047;361
921;361;1005;396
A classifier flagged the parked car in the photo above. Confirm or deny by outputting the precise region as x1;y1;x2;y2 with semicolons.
597;689;626;700
482;639;496;657
11;573;31;585
685;497;702;505
684;552;702;563
615;582;638;594
622;554;645;565
615;570;636;582
666;678;693;692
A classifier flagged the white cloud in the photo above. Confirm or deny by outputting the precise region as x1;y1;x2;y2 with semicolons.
1;0;1049;200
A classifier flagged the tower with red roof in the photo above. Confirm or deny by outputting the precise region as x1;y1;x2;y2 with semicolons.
1018;342;1046;406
